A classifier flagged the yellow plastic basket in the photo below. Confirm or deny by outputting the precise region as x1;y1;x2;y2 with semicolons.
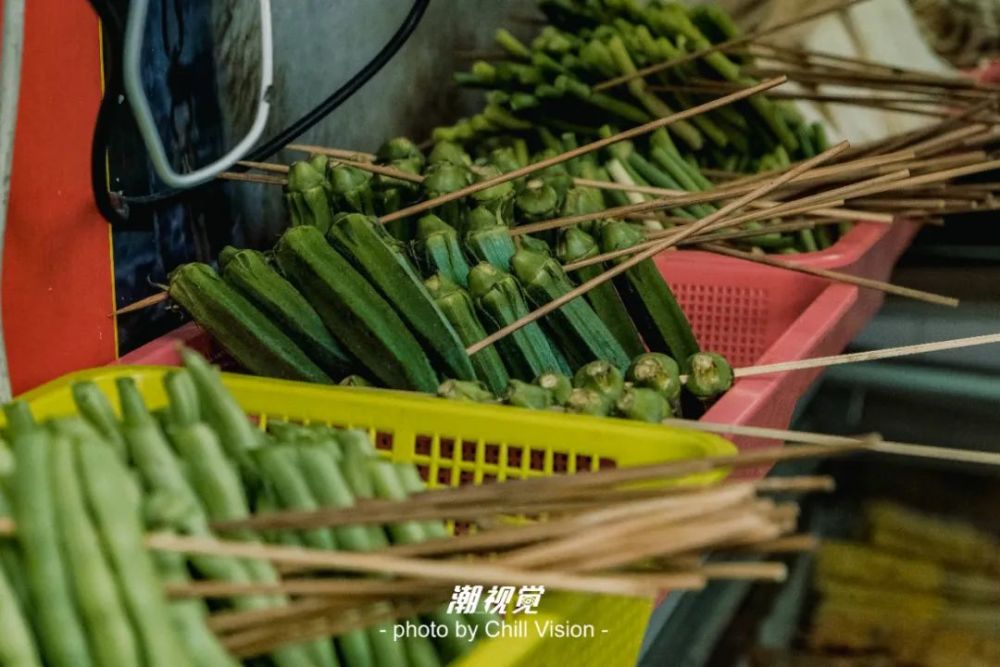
13;366;737;667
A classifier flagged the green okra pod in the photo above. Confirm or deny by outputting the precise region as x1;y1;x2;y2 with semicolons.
503;379;554;410
465;206;518;271
438;379;496;403
535;371;573;405
221;247;357;378
414;215;472;287
51;431;141;667
78;439;193;667
573;360;626;403
615;386;671;423
685;352;734;400
565;387;612;416
9;416;93;667
169;263;333;385
70;381;127;460
556;227;646;358
328;163;376;216
327;213;476;383
469;262;567;380
600;222;701;371
512;248;631;370
425;274;509;394
284;160;333;229
627;353;682;413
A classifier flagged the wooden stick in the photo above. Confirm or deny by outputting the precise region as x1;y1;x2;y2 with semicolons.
223;599;444;658
861;100;998;157
218;172;287;186
115;291;169;315
236;160;290;174
209;444;861;537
285;144;375;162
144;533;657;597
733;533;819;554
379;77;788;224
592;0;869;91
703;244;959;307
661;420;1000;467
561;196;855;272
735;332;1000;379
693;561;788;582
286;146;424;183
467;142;848;355
573;177;892;223
167;577;441;600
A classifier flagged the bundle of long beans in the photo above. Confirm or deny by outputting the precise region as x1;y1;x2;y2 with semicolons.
0;349;852;664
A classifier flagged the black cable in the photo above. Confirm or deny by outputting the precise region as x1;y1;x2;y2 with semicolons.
90;0;430;223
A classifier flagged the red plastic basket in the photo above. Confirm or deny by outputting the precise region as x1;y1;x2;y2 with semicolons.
119;220;917;459
656;220;919;368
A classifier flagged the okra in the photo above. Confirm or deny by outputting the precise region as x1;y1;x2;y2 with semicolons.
600;222;701;371
469;262;567;380
71;381;127;460
516;178;560;223
512;248;631;370
328;163;376;216
274;225;438;391
395;463;449;541
169;263;333;384
438;379;496;402
556;227;646;358
376;136;426;169
369;459;428;544
292;444;374;552
627;353;682;413
0;550;40;667
414;215;472;287
565;387;612;416
221;247;357;378
8;414;93;667
285;160;333;229
425;274;509;394
181;348;266;457
465;206;517;270
685;352;734;400
255;447;338;551
326;213;476;383
535;371;573;405
163;369;201;427
504;379;554;409
573;360;626;403
422;161;473;228
51;432;141;667
428;141;471;167
615;387;670;423
78;439;193;667
470;164;516;221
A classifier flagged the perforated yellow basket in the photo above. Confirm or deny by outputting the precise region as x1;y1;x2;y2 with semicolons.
14;366;737;667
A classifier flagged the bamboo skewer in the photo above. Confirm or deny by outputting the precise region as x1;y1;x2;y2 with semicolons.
465;142;848;356
592;0;870;92
285;144;376;162
663;420;1000;467
210;444;862;536
734;332;1000;379
378;77;788;224
145;533;657;597
702;244;959;307
218;172;287;186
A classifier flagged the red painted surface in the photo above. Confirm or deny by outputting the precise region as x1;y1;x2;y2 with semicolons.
2;0;115;394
